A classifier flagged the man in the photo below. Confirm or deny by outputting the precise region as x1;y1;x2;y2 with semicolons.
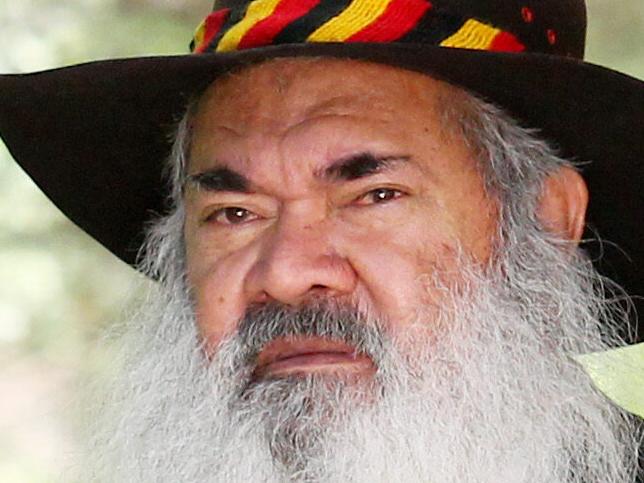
0;0;642;481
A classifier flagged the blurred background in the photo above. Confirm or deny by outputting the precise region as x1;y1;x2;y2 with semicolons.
0;0;642;481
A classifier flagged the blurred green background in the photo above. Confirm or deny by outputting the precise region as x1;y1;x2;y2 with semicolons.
0;0;642;481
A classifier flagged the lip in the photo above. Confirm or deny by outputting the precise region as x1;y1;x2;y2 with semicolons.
253;336;375;379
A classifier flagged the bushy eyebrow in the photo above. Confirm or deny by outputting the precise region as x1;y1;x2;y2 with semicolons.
185;167;250;193
320;152;411;182
185;152;411;194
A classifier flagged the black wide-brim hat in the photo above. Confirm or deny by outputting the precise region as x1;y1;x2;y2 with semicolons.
0;0;643;337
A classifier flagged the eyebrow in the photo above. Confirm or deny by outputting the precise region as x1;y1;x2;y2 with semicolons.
320;152;411;182
185;152;411;194
185;167;251;193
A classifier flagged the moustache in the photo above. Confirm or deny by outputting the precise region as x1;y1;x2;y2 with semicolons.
230;302;387;377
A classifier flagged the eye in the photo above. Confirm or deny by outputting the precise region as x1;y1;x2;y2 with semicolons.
355;187;404;206
207;207;259;225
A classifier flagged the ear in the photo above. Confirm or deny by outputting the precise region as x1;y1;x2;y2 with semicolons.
537;166;589;244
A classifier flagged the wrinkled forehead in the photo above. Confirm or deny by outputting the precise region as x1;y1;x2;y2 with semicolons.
190;58;468;142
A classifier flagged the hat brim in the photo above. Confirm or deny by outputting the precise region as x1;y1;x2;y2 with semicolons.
0;42;642;338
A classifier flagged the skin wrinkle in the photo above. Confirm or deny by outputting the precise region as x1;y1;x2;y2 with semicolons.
174;58;588;342
185;60;499;353
83;58;639;483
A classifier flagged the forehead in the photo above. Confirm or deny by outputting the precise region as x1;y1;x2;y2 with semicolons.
190;58;461;148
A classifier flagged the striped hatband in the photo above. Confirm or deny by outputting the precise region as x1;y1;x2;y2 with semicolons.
189;0;535;55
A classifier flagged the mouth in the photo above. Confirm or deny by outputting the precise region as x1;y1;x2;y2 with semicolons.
253;336;376;379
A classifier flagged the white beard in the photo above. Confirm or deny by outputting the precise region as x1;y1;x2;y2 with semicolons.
80;228;639;483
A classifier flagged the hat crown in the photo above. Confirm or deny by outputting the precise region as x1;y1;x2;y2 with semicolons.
192;0;586;57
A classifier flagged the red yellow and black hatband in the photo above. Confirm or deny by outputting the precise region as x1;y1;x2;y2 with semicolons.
190;0;526;55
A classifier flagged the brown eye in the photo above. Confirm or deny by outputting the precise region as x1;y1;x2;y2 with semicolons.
356;188;403;206
209;207;257;225
371;188;398;203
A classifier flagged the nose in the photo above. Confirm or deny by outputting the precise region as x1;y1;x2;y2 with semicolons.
244;215;357;306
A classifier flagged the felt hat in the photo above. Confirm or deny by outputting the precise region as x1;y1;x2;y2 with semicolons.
0;0;642;338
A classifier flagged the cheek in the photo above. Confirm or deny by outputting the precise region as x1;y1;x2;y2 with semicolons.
444;193;498;264
188;269;237;352
185;238;256;353
338;207;462;328
433;162;499;263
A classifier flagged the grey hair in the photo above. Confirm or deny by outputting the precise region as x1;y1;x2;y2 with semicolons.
165;83;567;215
439;88;635;345
440;88;566;233
135;101;195;284
99;70;641;483
139;71;633;344
141;77;569;274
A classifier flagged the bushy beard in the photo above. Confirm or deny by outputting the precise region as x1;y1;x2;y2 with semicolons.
80;226;639;482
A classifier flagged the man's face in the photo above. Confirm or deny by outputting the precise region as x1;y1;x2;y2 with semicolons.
184;59;497;373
